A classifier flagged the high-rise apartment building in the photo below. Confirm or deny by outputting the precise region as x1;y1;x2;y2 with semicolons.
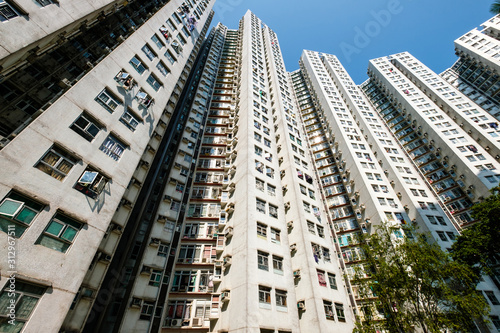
1;3;500;332
442;15;500;120
0;0;216;332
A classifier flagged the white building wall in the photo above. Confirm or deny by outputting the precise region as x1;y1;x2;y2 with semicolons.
368;56;500;205
0;1;214;332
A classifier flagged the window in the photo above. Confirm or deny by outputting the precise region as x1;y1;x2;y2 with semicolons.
130;56;147;74
267;184;276;196
136;90;154;108
149;269;163;287
35;146;78;180
151;34;165;49
157;243;169;257
317;225;325;238
71;112;102;142
491;316;500;331
328;273;337;290
170;200;180;211
257;251;269;270
276;289;287;308
0;192;43;237
256;178;265;192
486;175;498;184
0;1;19;22
446;231;456;241
100;135;127;161
74;168;108;199
96;88;121;112
256;199;266;214
120;110;141;131
182;26;191;38
485;291;500;305
166;18;176;30
436;231;447;242
307;221;316;234
324;300;334;320
272;255;283;273
34;0;55;6
323;247;331;261
266;166;274;178
259;286;271;305
335;303;345;321
37;213;82;252
255;145;263;156
269;205;278;218
257;222;267;238
317;270;327;287
165;50;176;64
271;228;280;244
0;280;46;332
147;74;162;91
140;301;155;320
142;44;157;61
156;61;170;77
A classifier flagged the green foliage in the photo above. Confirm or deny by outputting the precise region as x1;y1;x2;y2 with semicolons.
352;222;490;333
491;1;500;14
451;186;500;279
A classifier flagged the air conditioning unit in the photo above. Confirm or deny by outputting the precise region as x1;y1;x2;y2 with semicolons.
140;266;152;275
80;287;96;299
150;238;160;246
290;243;297;252
192;317;203;327
223;255;232;266
287;221;293;229
224;227;233;237
284;202;290;210
293;269;301;278
98;252;112;262
221;290;230;302
165;319;181;327
130;297;142;308
111;223;123;234
297;301;306;310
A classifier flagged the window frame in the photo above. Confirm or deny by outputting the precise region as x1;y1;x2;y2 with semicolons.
70;112;102;142
36;213;82;253
0;192;44;237
35;145;78;181
0;280;46;330
99;134;127;161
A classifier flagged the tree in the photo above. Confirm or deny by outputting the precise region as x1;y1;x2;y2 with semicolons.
451;186;500;289
491;1;500;14
352;222;490;333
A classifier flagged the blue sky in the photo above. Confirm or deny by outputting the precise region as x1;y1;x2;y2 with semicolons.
211;0;493;84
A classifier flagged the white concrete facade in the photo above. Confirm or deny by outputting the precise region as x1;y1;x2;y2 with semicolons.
0;1;214;332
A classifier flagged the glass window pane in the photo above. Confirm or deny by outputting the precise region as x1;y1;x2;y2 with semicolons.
38;235;68;252
16;295;38;320
15;207;37;224
0;292;19;316
87;124;100;136
45;220;64;236
0;319;24;333
0;199;22;217
61;226;77;241
74;116;89;129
